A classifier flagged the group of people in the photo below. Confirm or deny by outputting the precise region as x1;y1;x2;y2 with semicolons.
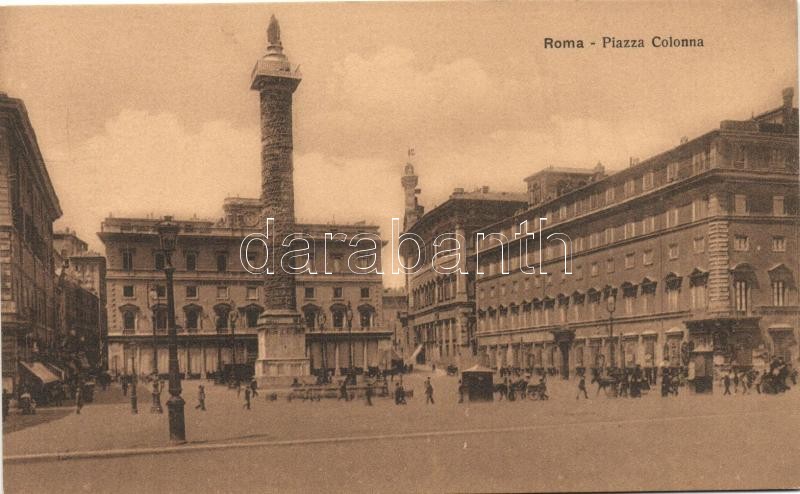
722;358;797;396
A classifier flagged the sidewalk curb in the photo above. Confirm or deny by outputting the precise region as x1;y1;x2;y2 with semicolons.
5;408;794;465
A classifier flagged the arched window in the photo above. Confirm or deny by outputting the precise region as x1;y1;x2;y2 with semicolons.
331;304;347;329
214;304;231;331
183;304;202;332
123;311;136;331
303;304;320;330
768;264;794;307
358;304;375;329
731;264;757;314
243;304;263;328
154;307;168;331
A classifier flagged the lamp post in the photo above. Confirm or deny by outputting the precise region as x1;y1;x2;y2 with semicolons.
156;217;185;444
605;289;617;370
346;302;354;384
318;312;327;383
228;307;238;388
129;350;138;414
149;285;158;377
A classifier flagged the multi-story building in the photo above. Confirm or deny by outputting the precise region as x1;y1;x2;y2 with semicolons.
100;197;391;379
53;228;108;369
0;93;63;393
473;88;799;392
382;287;408;355
400;160;527;367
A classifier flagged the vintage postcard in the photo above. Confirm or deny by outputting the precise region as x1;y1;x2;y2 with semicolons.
1;1;798;492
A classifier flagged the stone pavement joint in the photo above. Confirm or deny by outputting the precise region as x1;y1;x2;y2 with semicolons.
4;407;792;466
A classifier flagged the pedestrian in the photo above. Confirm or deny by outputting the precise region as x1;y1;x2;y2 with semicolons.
250;379;258;398
733;371;740;394
339;379;349;401
122;376;129;396
576;375;589;400
196;385;206;411
236;380;242;397
365;380;373;406
424;377;434;405
75;384;84;414
458;379;465;403
723;373;732;395
243;386;251;410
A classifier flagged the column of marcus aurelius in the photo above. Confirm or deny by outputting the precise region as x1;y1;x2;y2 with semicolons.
251;15;310;387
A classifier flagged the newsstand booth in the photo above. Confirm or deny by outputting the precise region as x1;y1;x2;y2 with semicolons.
462;365;494;402
18;362;62;405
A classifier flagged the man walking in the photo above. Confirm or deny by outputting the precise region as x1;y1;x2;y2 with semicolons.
121;375;128;396
339;379;349;402
458;379;465;403
365;380;373;406
75;383;84;415
723;373;732;395
250;379;258;398
195;385;206;411
243;386;251;410
424;377;434;405
576;374;589;400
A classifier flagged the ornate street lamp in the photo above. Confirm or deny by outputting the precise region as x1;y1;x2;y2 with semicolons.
228;307;238;388
605;288;617;370
149;285;158;377
346;302;354;383
156;216;185;444
317;311;328;382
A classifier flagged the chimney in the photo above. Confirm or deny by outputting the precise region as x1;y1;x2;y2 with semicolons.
782;87;794;109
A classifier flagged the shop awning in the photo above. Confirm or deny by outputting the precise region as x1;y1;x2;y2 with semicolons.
20;362;61;385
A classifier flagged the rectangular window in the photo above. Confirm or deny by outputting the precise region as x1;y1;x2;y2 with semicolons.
734;281;749;313
155;285;166;298
185;252;197;272
591;262;599;277
643;171;654;190
122;250;134;271
604;227;614;245
185;285;198;298
693;237;705;253
734;194;747;215
216;252;228;272
773;195;786;216
559;205;567;219
643;249;654;266
154;253;165;271
667;162;679;181
605;187;615;204
625;178;635;196
625;253;635;269
574;265;583;280
624;221;636;240
668;243;679;260
305;287;315;299
122;285;134;298
606;258;615;273
247;286;258;300
666;208;679;228
333;286;343;299
772;236;786;252
772;281;786;307
216;286;228;299
360;287;370;299
734;235;749;252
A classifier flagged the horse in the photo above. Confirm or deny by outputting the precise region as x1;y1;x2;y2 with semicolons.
591;374;618;396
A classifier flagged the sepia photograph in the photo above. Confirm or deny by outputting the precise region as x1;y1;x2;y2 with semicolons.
0;1;798;492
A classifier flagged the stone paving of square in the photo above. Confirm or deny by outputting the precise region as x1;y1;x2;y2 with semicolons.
4;370;799;492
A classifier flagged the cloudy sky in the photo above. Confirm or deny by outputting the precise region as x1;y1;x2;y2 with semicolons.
0;1;796;286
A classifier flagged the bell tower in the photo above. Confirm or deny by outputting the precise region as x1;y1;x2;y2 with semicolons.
251;15;310;386
401;149;423;230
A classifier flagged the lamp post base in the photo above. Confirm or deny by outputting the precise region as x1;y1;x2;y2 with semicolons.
167;395;186;444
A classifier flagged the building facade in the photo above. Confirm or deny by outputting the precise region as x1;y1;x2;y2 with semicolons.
100;197;391;379
0;93;63;393
54;228;108;370
473;88;799;391
382;287;408;355
400;159;527;367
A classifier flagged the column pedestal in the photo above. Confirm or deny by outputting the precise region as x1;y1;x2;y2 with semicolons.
255;308;310;388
